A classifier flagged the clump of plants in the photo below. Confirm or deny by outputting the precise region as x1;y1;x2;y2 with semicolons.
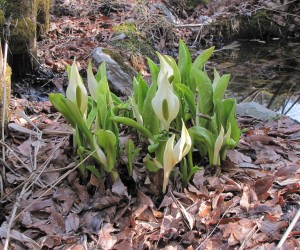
49;40;240;194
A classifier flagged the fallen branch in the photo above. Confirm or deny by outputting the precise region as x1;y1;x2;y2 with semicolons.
174;23;214;28
276;208;300;249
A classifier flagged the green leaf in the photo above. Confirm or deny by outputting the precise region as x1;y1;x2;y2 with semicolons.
141;81;159;135
143;154;161;172
213;126;224;166
163;55;181;84
191;68;213;127
66;64;71;78
126;139;134;176
188;166;201;181
110;116;154;143
212;68;220;90
86;98;97;129
147;57;159;85
95;61;107;82
189;126;215;166
73;126;83;149
148;143;160;153
223;99;240;143
96;94;107;129
87;165;102;179
133;73;148;113
192;46;215;71
49;93;94;147
178;39;192;85
213;99;226;131
174;83;196;119
213;73;230;104
111;92;123;105
95;129;117;172
49;93;77;127
180;158;189;187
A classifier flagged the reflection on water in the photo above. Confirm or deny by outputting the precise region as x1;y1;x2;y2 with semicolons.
209;41;300;121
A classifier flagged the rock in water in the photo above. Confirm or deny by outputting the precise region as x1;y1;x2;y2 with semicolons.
236;102;281;120
92;47;137;97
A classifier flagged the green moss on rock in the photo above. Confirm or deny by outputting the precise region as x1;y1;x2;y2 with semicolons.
113;23;138;35
111;35;156;60
102;48;137;76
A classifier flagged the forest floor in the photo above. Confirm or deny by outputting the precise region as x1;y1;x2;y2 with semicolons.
1;0;300;249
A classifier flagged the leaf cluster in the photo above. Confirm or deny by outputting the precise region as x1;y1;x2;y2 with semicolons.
49;40;240;192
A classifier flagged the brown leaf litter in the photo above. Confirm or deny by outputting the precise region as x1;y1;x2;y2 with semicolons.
1;0;300;249
1;98;299;249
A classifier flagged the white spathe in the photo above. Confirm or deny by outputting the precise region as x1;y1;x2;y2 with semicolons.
156;52;174;87
162;121;192;193
151;72;180;131
87;61;99;102
66;61;88;118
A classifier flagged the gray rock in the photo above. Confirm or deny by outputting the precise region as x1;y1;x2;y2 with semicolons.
92;47;137;96
236;102;281;120
153;3;178;24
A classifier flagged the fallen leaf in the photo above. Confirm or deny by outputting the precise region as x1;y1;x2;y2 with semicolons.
197;201;211;219
238;162;261;169
219;219;256;246
257;220;288;238
227;149;252;164
240;185;251;212
50;211;65;234
192;168;205;187
255;147;280;164
275;165;299;178
97;223;118;250
0;223;40;250
254;176;274;201
112;177;128;197
65;213;80;233
90;196;122;210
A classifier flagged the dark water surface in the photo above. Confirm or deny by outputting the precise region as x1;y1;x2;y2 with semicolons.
209;41;300;121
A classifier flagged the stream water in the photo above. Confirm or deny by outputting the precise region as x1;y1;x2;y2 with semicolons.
13;40;300;122
209;40;300;122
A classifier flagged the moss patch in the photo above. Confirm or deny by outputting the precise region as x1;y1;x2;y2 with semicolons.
5;0;36;17
169;0;208;12
11;18;35;43
113;23;137;35
0;64;12;125
102;48;137;76
37;0;50;36
237;11;283;39
111;35;156;60
0;10;4;28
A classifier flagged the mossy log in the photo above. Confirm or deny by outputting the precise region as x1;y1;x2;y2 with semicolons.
0;0;50;75
0;43;12;127
37;0;50;38
0;10;4;27
3;0;37;75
